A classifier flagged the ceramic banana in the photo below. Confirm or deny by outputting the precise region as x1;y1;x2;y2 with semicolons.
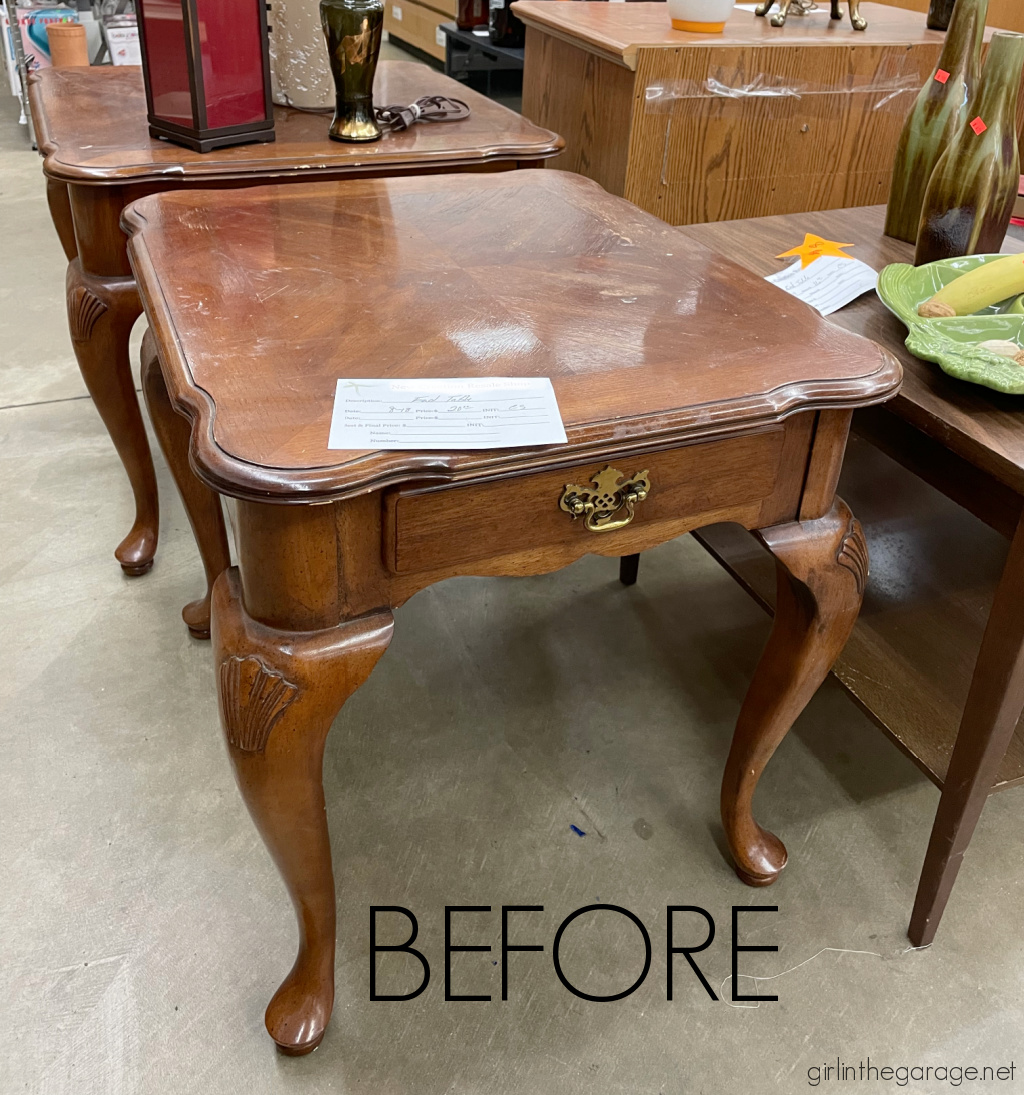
917;254;1024;318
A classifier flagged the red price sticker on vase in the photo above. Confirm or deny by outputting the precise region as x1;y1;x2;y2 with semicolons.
970;117;988;135
935;68;951;84
767;234;878;317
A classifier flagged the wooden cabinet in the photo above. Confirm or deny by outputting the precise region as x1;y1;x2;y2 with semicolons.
385;0;457;61
516;1;1024;226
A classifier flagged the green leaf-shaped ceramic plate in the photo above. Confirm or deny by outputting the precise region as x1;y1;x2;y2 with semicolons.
877;254;1024;394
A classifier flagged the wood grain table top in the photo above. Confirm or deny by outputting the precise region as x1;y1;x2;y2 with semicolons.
28;62;562;185
512;1;956;69
124;170;898;501
675;206;1024;494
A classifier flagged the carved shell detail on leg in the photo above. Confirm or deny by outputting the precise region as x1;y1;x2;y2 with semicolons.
67;285;108;342
836;519;868;595
219;655;299;754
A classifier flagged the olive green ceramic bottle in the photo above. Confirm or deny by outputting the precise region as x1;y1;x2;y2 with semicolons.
915;31;1024;265
884;0;988;243
320;0;384;142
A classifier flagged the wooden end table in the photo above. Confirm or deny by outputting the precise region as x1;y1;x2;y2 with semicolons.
28;62;562;593
124;170;899;1053
674;205;1024;947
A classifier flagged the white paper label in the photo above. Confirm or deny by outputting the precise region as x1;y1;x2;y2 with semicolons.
328;378;568;451
436;25;446;46
391;5;402;19
765;256;878;317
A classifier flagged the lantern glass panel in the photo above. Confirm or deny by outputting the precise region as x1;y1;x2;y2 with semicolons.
138;0;193;125
194;0;268;128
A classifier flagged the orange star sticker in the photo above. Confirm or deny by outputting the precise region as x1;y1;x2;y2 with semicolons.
777;234;856;269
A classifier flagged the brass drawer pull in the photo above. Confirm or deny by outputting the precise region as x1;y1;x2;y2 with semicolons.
559;466;651;533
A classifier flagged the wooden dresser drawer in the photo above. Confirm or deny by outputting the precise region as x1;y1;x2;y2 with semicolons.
384;425;808;574
384;0;450;61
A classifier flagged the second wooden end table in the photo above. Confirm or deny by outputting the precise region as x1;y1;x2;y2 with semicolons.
28;62;562;602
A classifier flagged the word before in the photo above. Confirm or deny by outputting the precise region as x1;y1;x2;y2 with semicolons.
369;904;779;1004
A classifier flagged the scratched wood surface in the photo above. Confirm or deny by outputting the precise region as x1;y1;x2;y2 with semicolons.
676;204;1024;491
124;169;899;500
30;63;562;184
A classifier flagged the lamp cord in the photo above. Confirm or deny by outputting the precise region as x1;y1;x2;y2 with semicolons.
375;96;472;131
286;95;472;132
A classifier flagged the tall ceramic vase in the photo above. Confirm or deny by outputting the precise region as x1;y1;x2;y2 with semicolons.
271;0;334;110
320;0;384;143
884;0;987;243
915;31;1024;265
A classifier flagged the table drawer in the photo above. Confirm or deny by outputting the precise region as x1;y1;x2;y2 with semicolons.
384;427;799;574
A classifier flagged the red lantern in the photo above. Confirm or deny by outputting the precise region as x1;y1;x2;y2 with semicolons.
135;0;274;152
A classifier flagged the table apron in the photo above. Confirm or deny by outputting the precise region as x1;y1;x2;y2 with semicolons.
383;419;814;575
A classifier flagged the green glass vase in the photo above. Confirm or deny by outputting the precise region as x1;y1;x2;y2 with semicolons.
320;0;384;143
884;0;988;243
915;31;1024;265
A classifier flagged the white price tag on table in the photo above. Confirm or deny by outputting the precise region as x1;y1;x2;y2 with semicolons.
328;377;568;451
765;234;878;317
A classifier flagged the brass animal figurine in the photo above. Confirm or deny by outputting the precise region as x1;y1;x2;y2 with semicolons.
755;0;867;31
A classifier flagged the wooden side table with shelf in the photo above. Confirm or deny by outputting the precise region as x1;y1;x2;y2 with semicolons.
674;204;1024;946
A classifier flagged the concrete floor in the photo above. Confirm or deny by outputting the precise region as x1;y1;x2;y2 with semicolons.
2;76;1023;1095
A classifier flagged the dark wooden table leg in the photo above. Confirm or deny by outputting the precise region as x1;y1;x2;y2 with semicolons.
908;513;1024;946
212;549;393;1054
722;498;866;885
46;179;78;262
619;554;640;586
140;331;231;638
66;258;158;574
